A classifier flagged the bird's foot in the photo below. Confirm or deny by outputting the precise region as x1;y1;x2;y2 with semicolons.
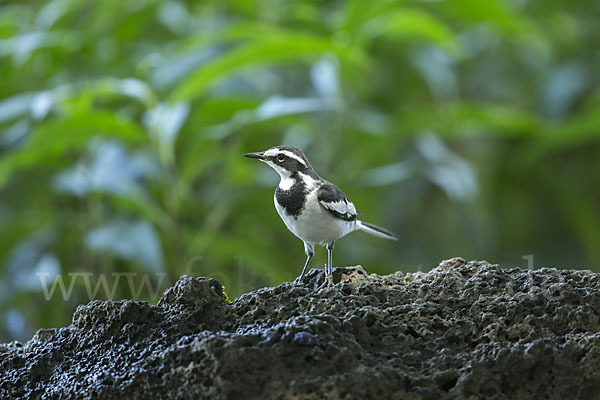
317;272;335;290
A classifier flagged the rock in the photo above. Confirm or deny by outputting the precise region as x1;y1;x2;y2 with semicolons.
1;259;600;399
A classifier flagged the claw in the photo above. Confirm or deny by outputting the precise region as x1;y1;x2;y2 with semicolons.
317;272;335;290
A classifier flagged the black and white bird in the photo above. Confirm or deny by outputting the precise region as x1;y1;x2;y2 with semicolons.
244;145;396;286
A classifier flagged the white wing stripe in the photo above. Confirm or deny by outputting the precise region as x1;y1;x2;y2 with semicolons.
321;199;356;216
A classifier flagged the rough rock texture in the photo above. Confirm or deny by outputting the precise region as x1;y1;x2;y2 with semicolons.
1;258;600;399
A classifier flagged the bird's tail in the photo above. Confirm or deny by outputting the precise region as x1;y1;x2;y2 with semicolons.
356;220;397;241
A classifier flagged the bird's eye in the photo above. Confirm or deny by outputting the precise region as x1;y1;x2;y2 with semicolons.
276;154;285;162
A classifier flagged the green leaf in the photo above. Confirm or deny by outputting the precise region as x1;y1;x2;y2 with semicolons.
170;35;367;102
446;0;533;35
0;111;146;189
364;9;463;56
176;22;298;52
0;92;37;123
544;108;600;147
394;103;540;138
0;30;80;64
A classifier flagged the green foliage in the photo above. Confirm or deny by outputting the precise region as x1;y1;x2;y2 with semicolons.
221;285;233;305
0;0;599;342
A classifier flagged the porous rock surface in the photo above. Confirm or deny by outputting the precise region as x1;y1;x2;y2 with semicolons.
1;258;600;399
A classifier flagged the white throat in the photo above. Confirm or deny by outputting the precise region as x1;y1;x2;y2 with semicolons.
279;175;295;190
263;160;296;190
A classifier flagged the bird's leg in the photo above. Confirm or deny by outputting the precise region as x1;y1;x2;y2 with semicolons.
326;241;335;285
294;242;314;284
318;241;336;290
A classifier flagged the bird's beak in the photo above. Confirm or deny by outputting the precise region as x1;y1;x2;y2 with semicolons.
243;152;265;160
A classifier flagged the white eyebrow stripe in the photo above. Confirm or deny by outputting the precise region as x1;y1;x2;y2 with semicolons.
279;150;307;166
264;148;278;157
265;148;307;167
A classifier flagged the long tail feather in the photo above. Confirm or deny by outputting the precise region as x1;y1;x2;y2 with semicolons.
357;220;397;240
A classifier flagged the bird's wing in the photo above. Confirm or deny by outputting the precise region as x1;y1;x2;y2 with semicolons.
317;182;357;221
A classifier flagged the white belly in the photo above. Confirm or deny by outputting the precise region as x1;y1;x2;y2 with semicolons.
274;189;356;245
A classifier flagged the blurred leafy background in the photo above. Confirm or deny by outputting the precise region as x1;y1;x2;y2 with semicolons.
1;0;599;342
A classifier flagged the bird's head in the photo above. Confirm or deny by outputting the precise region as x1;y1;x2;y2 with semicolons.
244;145;313;179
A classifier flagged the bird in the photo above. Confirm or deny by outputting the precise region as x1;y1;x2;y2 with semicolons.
244;145;396;287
